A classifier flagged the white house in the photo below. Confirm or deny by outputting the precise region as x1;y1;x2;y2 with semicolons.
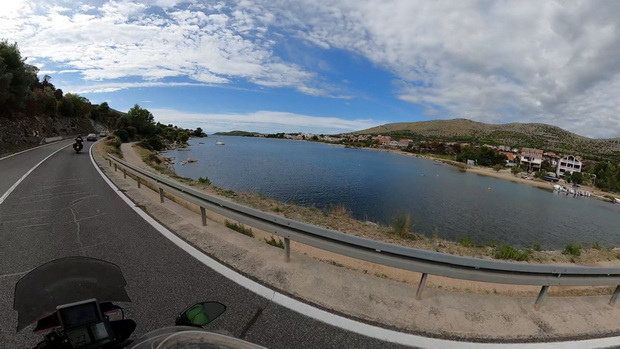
520;148;543;171
556;155;582;177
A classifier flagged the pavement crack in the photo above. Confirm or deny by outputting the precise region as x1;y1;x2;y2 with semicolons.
13;222;54;230
70;240;110;253
239;307;264;340
69;207;85;256
76;212;106;222
69;195;98;207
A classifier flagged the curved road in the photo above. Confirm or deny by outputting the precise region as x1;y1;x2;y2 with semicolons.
0;142;407;348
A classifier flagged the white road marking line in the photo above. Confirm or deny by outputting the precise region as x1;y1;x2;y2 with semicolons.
0;144;72;205
89;145;620;349
0;140;67;161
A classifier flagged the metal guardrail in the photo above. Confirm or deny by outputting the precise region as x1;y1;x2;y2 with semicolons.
106;154;620;306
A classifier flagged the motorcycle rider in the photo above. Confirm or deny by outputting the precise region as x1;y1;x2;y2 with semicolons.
73;134;84;152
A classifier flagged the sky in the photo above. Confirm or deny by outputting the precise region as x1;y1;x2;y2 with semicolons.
2;1;620;138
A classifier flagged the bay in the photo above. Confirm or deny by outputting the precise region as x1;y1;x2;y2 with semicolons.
166;136;620;249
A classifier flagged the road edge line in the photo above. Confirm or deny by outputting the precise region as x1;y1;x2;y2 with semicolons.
88;145;620;349
0;139;67;161
0;143;72;205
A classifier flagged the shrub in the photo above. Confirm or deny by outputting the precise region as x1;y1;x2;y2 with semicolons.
115;129;130;143
147;153;161;164
459;236;473;247
225;220;254;237
265;236;284;249
562;243;582;256
198;176;211;185
329;203;350;218
495;245;531;261
533;243;542;252
391;212;412;238
145;137;164;151
592;242;603;250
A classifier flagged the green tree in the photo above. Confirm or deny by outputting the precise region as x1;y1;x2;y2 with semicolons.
126;104;156;137
0;40;37;113
177;131;189;143
58;97;74;117
63;93;91;117
192;127;204;137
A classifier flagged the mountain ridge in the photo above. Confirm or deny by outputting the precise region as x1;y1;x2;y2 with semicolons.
355;119;620;160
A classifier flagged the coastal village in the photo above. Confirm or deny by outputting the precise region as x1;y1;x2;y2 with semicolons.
247;132;594;186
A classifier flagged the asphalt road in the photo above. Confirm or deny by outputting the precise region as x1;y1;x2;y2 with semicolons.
0;142;408;348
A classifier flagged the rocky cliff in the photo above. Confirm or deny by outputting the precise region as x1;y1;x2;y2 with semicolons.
0;116;96;155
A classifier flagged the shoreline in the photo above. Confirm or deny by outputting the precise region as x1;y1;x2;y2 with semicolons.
363;146;618;202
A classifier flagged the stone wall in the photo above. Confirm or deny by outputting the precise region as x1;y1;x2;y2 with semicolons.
0;116;96;155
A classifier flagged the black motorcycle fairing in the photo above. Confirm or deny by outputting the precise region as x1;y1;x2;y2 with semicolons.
14;256;131;331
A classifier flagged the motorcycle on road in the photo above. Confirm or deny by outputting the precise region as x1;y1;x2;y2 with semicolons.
73;137;84;154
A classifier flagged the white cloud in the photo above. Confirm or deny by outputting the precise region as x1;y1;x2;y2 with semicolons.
3;1;620;137
65;81;216;94
250;0;620;137
149;108;380;134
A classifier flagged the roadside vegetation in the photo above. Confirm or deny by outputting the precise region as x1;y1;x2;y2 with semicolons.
225;220;254;237
265;236;285;249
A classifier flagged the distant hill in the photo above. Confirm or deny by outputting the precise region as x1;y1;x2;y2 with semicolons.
213;130;257;137
355;119;620;161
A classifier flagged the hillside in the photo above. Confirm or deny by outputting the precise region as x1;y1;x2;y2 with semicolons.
356;119;620;160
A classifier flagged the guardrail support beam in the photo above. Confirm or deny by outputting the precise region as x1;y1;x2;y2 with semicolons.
159;188;164;203
200;206;207;226
114;163;117;172
108;159;111;167
284;238;291;262
416;273;428;300
123;168;127;179
137;177;141;188
610;286;620;306
535;285;549;307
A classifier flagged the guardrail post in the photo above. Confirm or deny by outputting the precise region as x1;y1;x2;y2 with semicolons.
108;159;111;167
200;206;207;226
534;285;549;307
610;286;620;306
284;238;291;262
159;188;164;203
416;273;428;300
137;177;141;188
123;168;127;179
114;163;117;172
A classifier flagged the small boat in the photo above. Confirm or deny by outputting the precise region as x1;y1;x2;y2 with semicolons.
616;198;620;204
215;140;225;145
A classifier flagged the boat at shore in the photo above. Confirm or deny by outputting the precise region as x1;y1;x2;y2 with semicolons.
553;184;591;197
616;198;620;204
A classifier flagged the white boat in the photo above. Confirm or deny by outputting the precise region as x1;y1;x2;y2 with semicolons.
615;198;620;204
215;140;225;145
553;184;562;191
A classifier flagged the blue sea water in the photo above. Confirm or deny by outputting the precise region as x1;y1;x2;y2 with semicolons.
165;136;620;249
